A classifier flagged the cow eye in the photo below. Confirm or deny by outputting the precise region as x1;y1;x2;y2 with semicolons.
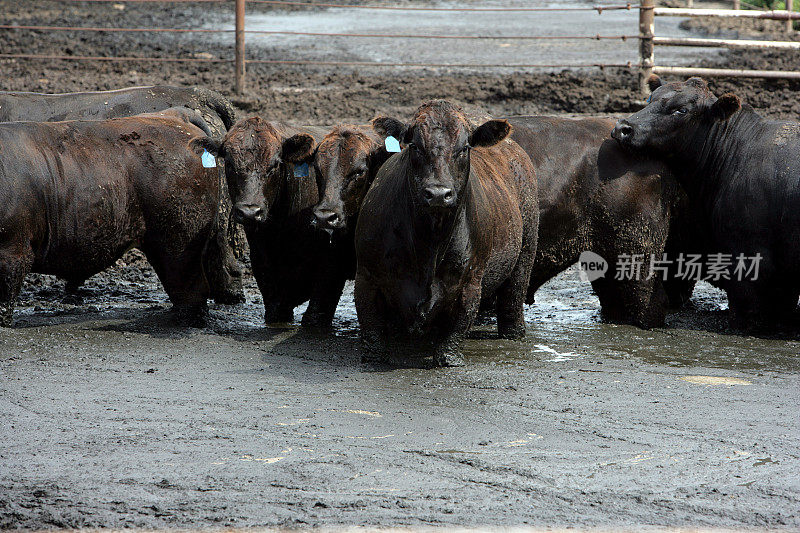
673;107;688;115
349;167;367;180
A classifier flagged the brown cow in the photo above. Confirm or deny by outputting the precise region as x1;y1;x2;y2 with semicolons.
195;117;336;325
355;101;539;366
0;115;223;327
506;116;693;327
0;85;244;305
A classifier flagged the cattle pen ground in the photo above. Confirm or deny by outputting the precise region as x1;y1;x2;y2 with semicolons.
1;0;800;530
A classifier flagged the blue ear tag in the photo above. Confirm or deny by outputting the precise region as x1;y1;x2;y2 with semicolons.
646;94;652;103
201;149;216;168
294;162;309;178
384;136;401;153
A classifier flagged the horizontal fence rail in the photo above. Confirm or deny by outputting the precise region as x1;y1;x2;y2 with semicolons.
0;53;634;70
654;36;800;50
653;65;800;79
653;7;800;20
0;25;640;41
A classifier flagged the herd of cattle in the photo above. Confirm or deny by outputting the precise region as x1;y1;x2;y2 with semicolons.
0;77;797;365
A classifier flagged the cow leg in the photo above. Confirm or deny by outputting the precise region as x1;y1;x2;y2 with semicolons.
0;245;33;328
663;277;697;310
202;222;245;305
497;252;535;339
433;282;482;367
594;275;667;329
142;237;209;328
245;234;294;324
301;267;346;330
354;273;389;362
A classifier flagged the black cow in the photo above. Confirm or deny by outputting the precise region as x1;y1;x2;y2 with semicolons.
195;117;335;325
0;115;224;327
0;85;244;304
355;101;539;366
506;116;693;327
613;76;800;328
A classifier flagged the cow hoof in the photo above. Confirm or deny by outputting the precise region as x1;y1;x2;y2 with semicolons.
264;309;293;324
434;351;465;367
172;305;209;328
498;324;526;340
213;289;245;305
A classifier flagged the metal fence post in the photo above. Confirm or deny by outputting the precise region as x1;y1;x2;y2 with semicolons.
235;0;246;94
788;0;795;32
639;0;655;96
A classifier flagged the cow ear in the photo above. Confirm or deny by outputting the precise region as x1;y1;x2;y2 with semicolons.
371;116;407;140
469;119;511;148
190;136;224;157
282;133;315;163
710;93;741;122
647;75;664;93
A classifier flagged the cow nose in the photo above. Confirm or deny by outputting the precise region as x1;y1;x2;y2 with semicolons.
234;203;265;223
423;186;455;208
313;208;341;229
613;122;634;141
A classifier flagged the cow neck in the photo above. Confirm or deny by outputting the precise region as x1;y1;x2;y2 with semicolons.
408;166;473;285
670;107;763;204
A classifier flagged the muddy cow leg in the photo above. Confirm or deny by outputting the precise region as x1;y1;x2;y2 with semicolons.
593;273;667;329
728;276;798;330
0;243;34;328
354;273;389;362
202;221;245;305
301;265;347;330
663;276;696;310
142;235;210;328
433;281;483;367
247;236;294;324
497;247;535;339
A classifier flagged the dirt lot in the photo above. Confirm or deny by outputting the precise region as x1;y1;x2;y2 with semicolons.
1;1;800;530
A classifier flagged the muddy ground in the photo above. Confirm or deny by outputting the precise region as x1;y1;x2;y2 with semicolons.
1;0;800;530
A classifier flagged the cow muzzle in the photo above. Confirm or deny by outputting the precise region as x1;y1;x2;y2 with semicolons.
423;186;456;208
611;121;635;146
312;207;344;231
234;203;266;224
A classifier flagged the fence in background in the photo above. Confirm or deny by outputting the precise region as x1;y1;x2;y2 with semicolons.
0;0;798;96
639;0;800;94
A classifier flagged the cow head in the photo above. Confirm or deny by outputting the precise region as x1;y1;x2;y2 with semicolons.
612;76;741;154
372;100;511;215
311;125;386;234
194;117;315;224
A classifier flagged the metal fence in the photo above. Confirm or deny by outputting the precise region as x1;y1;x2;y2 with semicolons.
1;0;798;96
639;0;800;94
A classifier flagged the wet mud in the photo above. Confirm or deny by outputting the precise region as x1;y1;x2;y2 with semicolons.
1;255;799;529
